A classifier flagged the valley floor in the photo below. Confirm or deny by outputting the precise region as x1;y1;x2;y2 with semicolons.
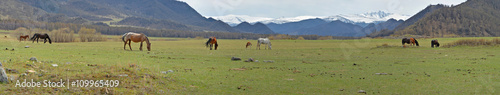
1;33;500;94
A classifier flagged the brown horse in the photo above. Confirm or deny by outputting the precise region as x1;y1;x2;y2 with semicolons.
246;42;252;49
19;35;29;42
205;37;218;50
122;32;151;51
402;38;419;47
431;40;440;48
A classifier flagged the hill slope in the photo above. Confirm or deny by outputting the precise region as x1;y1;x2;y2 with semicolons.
369;5;446;37
293;21;365;37
14;0;238;32
395;0;500;37
233;22;275;34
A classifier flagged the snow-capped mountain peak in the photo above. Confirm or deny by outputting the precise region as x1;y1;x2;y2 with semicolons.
208;15;273;26
360;11;393;18
209;11;411;26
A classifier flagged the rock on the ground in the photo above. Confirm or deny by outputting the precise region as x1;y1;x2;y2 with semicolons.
0;67;9;83
358;90;366;94
26;70;36;73
29;57;37;61
25;46;30;48
263;60;274;63
244;58;255;62
231;57;242;61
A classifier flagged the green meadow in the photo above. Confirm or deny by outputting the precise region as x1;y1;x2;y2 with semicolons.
1;31;500;94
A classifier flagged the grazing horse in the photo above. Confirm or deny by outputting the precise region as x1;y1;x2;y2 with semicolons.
246;42;252;49
402;38;419;47
122;32;151;51
257;38;272;50
19;35;29;42
30;33;52;44
431;40;440;48
205;37;218;50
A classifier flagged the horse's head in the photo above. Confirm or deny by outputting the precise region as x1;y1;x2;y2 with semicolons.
147;43;151;51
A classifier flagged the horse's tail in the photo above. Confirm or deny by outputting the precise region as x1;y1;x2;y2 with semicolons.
30;34;37;40
121;33;127;42
414;38;419;46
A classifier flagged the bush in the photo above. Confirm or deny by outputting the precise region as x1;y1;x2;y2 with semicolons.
10;27;31;40
78;27;107;42
296;36;305;40
317;36;333;40
443;39;500;47
51;28;75;42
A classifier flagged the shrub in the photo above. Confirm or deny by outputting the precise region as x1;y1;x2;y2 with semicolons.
443;39;500;47
78;27;106;42
51;28;75;42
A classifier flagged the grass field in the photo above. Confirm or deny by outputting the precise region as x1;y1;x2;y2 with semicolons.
1;31;500;94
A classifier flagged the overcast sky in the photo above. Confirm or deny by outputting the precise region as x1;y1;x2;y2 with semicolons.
178;0;467;18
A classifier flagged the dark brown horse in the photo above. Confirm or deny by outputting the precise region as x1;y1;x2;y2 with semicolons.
246;42;252;49
19;35;29;42
205;37;218;50
402;38;419;47
431;40;440;48
122;32;151;51
30;33;52;44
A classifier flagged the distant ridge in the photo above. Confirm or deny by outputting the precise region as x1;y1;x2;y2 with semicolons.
233;22;275;34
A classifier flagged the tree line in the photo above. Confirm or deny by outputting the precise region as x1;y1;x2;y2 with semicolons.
0;19;357;40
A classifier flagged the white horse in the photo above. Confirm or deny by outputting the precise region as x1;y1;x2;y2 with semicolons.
257;38;271;50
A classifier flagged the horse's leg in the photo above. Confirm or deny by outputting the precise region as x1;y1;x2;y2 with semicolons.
140;42;143;51
36;38;39;43
215;43;218;50
44;38;47;43
257;43;260;50
128;40;132;51
210;44;213;50
124;41;127;50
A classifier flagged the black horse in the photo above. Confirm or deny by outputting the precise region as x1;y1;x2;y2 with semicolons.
30;33;52;44
402;38;419;47
431;40;440;48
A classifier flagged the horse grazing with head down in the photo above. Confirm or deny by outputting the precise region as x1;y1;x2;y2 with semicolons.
19;35;29;42
122;32;151;51
402;38;419;47
246;42;252;49
257;38;271;50
205;37;218;50
431;40;440;48
30;33;52;44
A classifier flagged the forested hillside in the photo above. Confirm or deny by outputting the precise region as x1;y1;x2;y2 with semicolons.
395;0;500;37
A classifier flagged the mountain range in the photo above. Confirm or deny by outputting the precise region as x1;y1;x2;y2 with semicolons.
211;11;410;26
4;0;238;32
0;0;496;37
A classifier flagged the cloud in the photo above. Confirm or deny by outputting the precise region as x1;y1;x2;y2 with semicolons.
179;0;466;17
